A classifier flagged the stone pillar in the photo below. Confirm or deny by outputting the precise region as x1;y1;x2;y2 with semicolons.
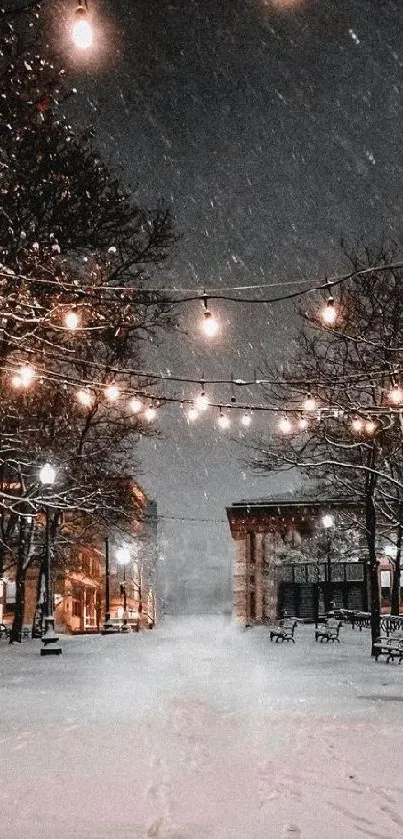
232;537;248;626
254;533;265;623
264;533;279;623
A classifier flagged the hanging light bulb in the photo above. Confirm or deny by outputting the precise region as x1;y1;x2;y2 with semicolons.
77;388;94;407
129;396;143;414
351;416;364;433
303;392;316;412
298;416;309;431
186;405;198;422
389;383;403;405
104;384;120;402
195;387;209;412
278;415;292;434
64;310;80;331
321;294;337;326
240;411;252;427
72;2;93;49
144;404;157;422
365;419;376;435
201;294;219;338
11;364;35;389
217;408;230;429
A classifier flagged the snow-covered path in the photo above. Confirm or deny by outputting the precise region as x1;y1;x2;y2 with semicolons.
1;616;403;839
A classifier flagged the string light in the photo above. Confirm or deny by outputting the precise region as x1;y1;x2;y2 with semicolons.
240;411;252;427
298;416;309;431
217;408;230;429
76;388;94;407
64;310;80;331
11;364;35;388
321;294;337;326
278;415;292;434
351;416;364;433
389;383;403;405
201;294;219;338
303;392;316;412
104;384;120;402
72;2;93;49
144;404;157;422
365;419;377;435
186;405;198;422
195;387;209;412
129;396;143;414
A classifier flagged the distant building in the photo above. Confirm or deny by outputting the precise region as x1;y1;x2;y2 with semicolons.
226;496;369;625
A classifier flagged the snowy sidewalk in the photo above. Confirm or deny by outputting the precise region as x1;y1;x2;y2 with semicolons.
1;616;403;839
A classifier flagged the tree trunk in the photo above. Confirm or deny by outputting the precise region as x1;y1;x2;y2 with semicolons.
9;527;27;643
365;493;381;655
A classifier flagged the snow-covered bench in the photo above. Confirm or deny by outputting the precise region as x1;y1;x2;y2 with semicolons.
270;619;298;643
315;619;342;643
373;633;403;663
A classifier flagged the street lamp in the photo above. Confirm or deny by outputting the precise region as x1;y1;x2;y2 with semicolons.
322;513;335;613
39;463;62;656
116;547;130;632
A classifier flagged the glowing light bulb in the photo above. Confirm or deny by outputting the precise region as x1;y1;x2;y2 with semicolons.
278;415;292;434
321;295;337;326
389;384;403;405
241;412;252;427
202;310;219;338
129;396;143;414
195;390;209;412
187;406;198;422
12;364;35;388
365;419;376;435
303;393;316;412
299;416;309;431
64;310;79;330
217;410;230;429
77;388;94;407
351;416;364;433
144;405;157;422
39;463;56;486
105;384;120;402
72;6;93;49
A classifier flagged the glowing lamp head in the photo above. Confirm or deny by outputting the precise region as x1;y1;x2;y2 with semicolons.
278;415;292;435
39;463;56;486
202;309;219;338
72;5;93;49
217;411;230;429
129;396;143;414
65;310;79;330
322;513;334;529
322;296;337;326
195;390;209;412
241;412;252;427
389;384;403;405
116;547;130;566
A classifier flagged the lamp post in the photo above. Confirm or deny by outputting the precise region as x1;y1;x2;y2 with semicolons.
116;547;130;632
322;513;335;613
101;536;118;633
39;463;62;656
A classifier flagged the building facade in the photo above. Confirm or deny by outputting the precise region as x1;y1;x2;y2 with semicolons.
226;498;370;625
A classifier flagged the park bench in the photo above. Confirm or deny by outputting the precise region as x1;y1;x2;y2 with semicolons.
373;632;403;663
315;619;342;643
270;619;298;643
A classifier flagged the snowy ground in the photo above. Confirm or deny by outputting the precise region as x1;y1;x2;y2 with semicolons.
1;617;403;839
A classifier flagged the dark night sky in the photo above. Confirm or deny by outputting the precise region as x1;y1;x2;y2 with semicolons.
73;0;403;613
